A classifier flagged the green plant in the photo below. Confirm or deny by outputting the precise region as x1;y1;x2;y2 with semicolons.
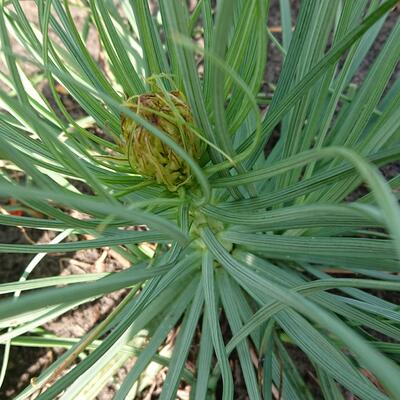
0;0;399;398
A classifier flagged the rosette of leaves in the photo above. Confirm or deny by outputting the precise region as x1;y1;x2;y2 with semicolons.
121;89;203;192
0;1;399;400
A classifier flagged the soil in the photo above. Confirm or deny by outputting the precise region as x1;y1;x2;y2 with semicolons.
0;1;399;399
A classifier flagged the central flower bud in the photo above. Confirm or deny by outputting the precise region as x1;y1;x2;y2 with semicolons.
120;90;203;192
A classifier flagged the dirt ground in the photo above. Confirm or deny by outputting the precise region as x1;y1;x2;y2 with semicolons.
0;1;399;399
